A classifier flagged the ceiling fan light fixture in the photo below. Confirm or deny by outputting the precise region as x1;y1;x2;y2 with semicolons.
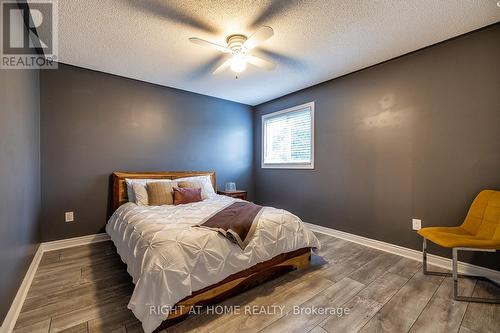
189;26;275;75
230;54;247;73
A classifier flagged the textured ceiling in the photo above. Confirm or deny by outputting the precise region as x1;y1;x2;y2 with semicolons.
58;0;500;106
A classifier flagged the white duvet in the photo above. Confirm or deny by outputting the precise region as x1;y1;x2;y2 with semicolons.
106;194;319;333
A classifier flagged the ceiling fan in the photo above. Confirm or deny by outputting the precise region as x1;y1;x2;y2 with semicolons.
189;26;276;75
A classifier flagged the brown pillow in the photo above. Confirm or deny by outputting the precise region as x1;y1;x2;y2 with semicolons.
173;187;202;205
146;182;175;206
177;181;200;189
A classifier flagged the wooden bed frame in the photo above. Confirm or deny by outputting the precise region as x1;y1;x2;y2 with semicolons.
111;171;312;331
112;171;217;211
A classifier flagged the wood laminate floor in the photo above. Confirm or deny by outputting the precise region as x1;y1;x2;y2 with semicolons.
13;233;500;333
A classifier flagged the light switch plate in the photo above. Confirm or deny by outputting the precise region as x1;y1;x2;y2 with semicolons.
65;212;74;222
412;218;421;230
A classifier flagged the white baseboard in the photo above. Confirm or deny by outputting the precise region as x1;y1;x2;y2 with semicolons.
0;233;110;333
41;233;110;252
0;245;43;333
304;222;500;284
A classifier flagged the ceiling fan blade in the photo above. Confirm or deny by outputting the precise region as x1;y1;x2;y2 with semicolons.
243;26;274;49
125;0;216;34
189;38;231;53
258;48;306;69
249;0;296;29
246;54;276;70
188;54;226;79
213;58;232;74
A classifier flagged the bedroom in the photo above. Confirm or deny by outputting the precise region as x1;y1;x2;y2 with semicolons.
0;1;499;332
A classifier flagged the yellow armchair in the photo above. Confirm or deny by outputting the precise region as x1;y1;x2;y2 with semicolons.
418;189;500;303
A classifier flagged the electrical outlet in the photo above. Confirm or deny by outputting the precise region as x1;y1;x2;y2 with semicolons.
412;218;421;230
65;212;74;222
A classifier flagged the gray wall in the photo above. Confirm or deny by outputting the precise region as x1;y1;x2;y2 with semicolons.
40;64;254;241
0;69;40;323
254;24;500;269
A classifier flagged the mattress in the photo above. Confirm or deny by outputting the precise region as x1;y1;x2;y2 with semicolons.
106;194;320;333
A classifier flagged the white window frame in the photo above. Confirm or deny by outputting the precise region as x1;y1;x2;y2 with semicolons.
261;101;315;169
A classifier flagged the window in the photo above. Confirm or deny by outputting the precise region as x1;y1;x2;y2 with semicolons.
262;102;314;169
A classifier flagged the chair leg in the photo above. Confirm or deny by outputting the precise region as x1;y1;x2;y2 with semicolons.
452;248;459;300
421;239;500;303
451;248;500;304
422;238;449;277
422;237;427;274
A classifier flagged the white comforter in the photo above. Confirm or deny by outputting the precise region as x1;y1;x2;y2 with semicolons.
106;194;319;333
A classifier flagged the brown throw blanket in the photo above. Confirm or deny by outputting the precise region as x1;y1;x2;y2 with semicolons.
197;202;263;249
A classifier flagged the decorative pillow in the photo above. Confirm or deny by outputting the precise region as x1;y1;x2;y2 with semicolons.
175;175;215;199
173;187;202;205
177;181;200;189
132;183;149;206
125;178;142;202
125;178;175;202
146;182;176;206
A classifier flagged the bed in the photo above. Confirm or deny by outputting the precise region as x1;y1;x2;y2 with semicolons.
106;171;320;333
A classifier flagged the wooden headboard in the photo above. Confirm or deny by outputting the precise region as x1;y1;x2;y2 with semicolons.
112;171;216;211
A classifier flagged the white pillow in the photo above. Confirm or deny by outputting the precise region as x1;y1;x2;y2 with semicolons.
175;175;215;199
125;178;176;203
132;183;149;206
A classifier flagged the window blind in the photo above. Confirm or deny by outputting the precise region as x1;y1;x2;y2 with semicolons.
263;105;313;167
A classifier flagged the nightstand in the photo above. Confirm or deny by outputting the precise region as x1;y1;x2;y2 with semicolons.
217;190;247;200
